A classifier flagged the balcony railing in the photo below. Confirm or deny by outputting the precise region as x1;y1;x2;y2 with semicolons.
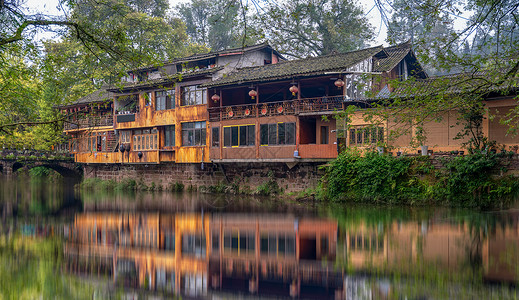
64;115;113;130
208;95;351;122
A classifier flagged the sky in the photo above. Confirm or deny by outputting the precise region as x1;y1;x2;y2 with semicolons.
24;0;470;47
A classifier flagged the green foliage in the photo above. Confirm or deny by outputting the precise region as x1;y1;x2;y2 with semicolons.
0;235;97;299
169;181;185;192
255;171;282;196
319;150;519;208
442;154;519;208
28;166;51;178
117;178;137;191
253;0;374;58
81;178;139;191
319;149;425;204
177;0;242;51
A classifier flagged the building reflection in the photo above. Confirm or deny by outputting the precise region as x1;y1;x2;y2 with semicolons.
64;211;518;298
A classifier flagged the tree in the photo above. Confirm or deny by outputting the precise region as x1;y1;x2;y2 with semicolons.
350;0;519;149
386;0;458;75
176;0;242;51
253;0;374;59
0;0;202;149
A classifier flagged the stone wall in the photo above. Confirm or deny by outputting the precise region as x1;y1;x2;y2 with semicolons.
83;162;325;193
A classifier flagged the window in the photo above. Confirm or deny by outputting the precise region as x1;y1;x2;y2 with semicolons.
211;127;219;147
223;125;255;147
133;128;158;150
163;232;175;251
156;89;175;110
260;233;295;257
349;126;384;146
120;130;131;143
84;132;108;152
182;233;206;258
144;92;152;106
320;126;329;144
223;231;255;254
182;121;206;146
260;123;295;146
164;126;175;147
348;233;383;253
181;85;206;106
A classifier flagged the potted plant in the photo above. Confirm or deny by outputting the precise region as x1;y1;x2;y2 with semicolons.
414;126;428;156
376;141;386;155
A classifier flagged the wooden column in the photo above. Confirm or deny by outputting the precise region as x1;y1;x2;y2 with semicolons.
295;80;301;152
219;89;223;160
256;86;260;159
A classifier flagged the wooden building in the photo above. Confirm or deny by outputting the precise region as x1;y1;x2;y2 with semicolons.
61;88;119;163
66;43;284;164
64;212;341;298
203;41;427;162
63;41;518;167
108;43;283;164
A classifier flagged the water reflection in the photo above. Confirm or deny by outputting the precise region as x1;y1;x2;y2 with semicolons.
63;209;519;299
1;176;518;298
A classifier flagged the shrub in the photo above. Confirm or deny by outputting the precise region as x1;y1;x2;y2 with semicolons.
117;178;137;191
318;149;519;208
255;171;282;196
169;181;184;192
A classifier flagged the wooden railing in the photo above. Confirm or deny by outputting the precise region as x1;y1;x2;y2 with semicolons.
64;114;113;130
208;95;351;122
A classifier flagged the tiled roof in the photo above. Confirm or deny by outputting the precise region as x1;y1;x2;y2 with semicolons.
373;42;412;72
203;42;415;88
60;88;114;108
107;66;224;92
391;70;518;98
133;42;284;72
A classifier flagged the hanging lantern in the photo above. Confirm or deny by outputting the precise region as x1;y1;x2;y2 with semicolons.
249;89;258;100
289;85;298;96
211;94;220;103
334;78;345;89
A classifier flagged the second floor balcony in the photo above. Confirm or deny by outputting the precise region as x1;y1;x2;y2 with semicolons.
208;95;355;122
64;114;113;131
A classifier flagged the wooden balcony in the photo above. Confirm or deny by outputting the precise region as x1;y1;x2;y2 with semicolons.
208;95;350;122
64;115;114;131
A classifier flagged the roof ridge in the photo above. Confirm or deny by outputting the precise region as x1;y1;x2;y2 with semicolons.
383;40;412;51
228;45;384;72
136;42;274;71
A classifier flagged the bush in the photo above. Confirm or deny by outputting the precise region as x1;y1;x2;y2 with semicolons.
318;150;424;204
116;178;137;191
442;154;519;208
318;149;519;208
255;172;282;196
169;181;184;192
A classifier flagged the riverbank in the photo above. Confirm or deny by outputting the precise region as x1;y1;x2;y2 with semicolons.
318;150;519;208
8;150;519;209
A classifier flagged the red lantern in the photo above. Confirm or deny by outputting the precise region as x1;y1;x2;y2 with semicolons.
211;94;220;103
334;78;345;89
249;89;258;100
289;85;298;96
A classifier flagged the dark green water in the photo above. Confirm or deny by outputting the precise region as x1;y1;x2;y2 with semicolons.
0;175;518;299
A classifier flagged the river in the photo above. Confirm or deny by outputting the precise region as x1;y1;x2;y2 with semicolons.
0;175;518;299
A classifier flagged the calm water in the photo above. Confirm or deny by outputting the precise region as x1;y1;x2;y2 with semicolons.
0;175;518;299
